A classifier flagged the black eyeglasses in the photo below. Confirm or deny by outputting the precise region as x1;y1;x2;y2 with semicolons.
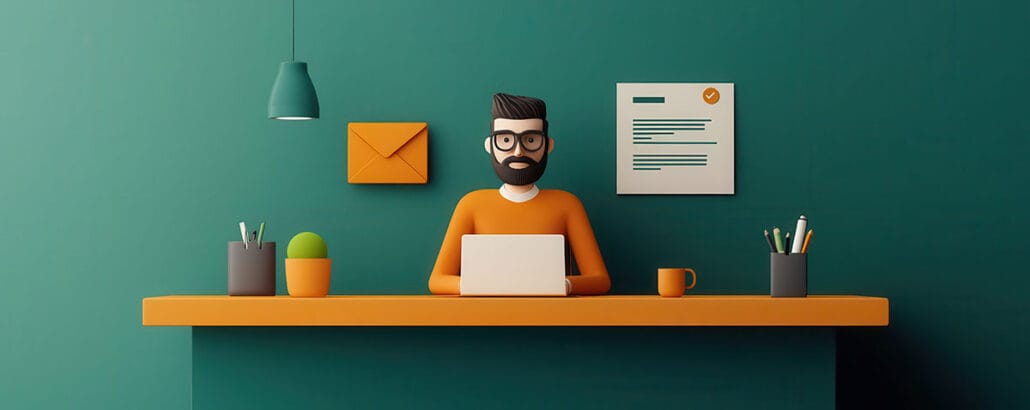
490;130;546;152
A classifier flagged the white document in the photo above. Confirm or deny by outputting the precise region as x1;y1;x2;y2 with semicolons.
616;83;735;195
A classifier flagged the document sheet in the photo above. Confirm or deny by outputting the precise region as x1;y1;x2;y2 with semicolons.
616;83;735;195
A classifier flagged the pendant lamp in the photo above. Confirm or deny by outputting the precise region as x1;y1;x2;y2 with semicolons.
268;0;319;120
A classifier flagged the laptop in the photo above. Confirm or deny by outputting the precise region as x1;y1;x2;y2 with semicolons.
460;234;567;296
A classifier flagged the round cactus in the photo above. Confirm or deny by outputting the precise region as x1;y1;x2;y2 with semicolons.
287;232;328;259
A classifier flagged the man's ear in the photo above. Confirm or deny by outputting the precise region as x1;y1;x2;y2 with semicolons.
547;137;555;154
484;137;491;155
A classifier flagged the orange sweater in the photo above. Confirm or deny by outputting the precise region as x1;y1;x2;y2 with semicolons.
429;189;611;295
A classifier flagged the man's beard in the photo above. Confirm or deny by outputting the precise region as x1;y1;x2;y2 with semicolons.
491;151;549;186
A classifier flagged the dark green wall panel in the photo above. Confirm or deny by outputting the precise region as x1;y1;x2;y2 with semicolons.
1;0;1027;408
193;327;835;409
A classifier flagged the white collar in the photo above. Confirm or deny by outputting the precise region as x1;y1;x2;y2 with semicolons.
499;184;540;203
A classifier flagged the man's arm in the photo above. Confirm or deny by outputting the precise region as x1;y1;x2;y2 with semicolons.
564;195;611;295
428;196;474;295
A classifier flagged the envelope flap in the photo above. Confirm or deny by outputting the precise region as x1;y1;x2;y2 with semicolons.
349;122;427;158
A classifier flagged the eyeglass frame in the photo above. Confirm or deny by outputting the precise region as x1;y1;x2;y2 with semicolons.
489;130;548;153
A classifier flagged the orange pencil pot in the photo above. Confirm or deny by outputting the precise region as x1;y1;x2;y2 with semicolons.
285;258;331;297
285;232;332;297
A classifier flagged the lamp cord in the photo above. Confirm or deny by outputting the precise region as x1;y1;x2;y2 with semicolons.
291;0;295;61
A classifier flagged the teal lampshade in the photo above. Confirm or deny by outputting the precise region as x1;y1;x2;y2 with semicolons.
268;61;319;120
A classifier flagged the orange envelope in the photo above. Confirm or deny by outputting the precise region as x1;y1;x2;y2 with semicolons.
348;122;428;184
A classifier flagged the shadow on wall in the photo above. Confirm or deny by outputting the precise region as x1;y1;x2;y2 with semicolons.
838;327;969;409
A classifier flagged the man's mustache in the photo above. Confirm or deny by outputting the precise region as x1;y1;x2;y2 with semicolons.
501;156;539;166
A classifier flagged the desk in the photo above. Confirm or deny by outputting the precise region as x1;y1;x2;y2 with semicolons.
143;295;888;409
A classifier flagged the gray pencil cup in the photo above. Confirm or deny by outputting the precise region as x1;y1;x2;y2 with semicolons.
228;241;276;296
770;253;807;297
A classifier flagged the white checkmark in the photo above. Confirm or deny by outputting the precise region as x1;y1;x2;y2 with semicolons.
706;92;716;99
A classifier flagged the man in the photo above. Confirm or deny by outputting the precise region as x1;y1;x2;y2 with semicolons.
428;93;611;295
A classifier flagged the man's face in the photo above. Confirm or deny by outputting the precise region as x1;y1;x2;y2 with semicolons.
485;118;555;186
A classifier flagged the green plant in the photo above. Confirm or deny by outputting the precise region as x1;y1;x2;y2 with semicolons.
286;232;328;258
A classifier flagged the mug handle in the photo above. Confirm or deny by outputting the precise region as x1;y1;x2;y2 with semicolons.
683;268;697;289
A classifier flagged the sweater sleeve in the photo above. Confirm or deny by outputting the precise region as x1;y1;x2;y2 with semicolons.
564;194;611;295
428;195;474;294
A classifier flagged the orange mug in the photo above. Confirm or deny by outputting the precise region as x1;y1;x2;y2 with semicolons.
658;267;697;297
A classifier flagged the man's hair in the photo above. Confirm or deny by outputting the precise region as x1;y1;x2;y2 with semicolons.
491;93;548;134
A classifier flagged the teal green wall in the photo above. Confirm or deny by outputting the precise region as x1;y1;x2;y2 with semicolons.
1;0;1027;408
193;327;836;409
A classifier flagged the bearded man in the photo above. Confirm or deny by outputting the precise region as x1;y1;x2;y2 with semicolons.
428;93;611;295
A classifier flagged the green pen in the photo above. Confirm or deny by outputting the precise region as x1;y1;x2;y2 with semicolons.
256;222;265;249
773;227;784;253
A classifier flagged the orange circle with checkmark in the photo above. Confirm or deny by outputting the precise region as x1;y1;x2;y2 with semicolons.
703;87;720;105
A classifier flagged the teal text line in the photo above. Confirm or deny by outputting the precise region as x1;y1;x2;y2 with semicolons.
634;158;708;161
633;142;717;145
633;118;711;122
632;163;707;166
632;128;704;131
632;123;706;127
633;154;707;157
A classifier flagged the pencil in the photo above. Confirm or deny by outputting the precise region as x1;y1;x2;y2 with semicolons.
801;229;813;253
773;227;784;253
764;229;776;252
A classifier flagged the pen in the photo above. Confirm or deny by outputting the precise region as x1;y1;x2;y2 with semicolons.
251;231;257;243
802;229;813;253
257;222;265;249
773;227;784;253
784;232;792;255
239;222;248;249
763;229;776;252
791;215;807;254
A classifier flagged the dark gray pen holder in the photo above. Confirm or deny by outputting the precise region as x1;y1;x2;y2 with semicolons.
770;253;807;297
228;241;276;296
